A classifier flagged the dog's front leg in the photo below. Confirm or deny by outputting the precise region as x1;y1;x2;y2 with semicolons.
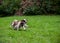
23;26;26;30
23;24;28;30
24;24;28;28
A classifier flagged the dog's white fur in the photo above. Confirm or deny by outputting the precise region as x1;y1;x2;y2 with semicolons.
11;19;28;30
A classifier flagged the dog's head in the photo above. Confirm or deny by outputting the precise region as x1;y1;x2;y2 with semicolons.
23;19;27;23
21;19;27;23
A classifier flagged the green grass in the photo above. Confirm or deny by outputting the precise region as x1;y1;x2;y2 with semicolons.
0;15;60;43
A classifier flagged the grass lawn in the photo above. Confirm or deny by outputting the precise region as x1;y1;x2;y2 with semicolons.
0;15;60;43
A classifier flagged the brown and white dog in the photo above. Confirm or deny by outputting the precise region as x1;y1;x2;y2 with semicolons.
11;19;28;30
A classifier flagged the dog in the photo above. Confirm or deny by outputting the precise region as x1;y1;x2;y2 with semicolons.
11;19;28;30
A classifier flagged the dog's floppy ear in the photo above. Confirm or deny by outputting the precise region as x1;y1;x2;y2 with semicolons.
23;19;27;23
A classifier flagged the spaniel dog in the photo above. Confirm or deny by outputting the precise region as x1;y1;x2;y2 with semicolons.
11;19;28;30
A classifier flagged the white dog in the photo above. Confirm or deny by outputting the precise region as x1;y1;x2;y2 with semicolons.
11;19;28;31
